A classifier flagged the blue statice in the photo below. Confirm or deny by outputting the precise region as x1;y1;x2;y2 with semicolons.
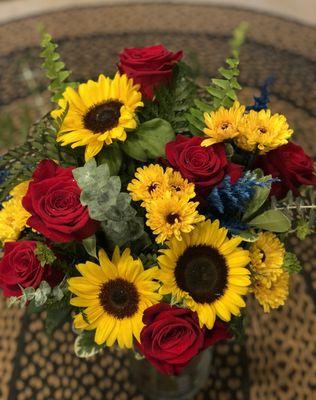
246;76;275;112
205;172;273;233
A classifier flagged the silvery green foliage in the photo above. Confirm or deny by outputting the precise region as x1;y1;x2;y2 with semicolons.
74;330;103;358
7;279;67;308
73;159;121;221
101;192;144;247
73;158;145;246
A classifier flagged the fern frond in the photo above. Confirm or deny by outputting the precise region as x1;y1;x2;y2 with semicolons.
0;113;76;203
186;23;247;134
140;62;197;133
40;32;76;104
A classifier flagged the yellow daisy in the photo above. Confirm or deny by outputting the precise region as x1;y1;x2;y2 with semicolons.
252;270;289;313
68;247;161;348
166;168;196;200
0;181;30;244
127;164;169;206
235;109;293;153
202;101;245;147
249;232;285;288
51;73;143;161
158;220;251;328
146;192;204;243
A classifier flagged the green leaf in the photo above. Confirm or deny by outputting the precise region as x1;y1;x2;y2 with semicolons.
35;242;57;267
82;235;97;259
206;86;223;99
97;142;123;176
26;300;44;315
296;218;311;240
234;230;258;242
193;99;213;112
211;78;230;90
248;210;291;233
74;330;104;358
121;118;175;162
45;305;70;336
229;22;248;57
282;252;302;274
243;183;271;221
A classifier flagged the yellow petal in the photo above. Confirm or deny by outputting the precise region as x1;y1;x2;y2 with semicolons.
84;141;104;161
214;301;231;321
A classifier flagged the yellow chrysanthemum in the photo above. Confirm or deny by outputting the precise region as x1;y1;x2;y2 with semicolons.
68;247;161;348
166;168;196;200
252;270;289;313
51;73;143;161
249;232;285;288
202;101;245;147
146;192;204;243
235;109;293;153
0;181;30;243
158;220;251;328
127;164;169;206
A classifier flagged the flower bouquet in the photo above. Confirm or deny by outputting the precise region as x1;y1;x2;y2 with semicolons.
0;25;315;399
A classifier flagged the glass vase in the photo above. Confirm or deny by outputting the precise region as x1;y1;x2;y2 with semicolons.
129;349;212;400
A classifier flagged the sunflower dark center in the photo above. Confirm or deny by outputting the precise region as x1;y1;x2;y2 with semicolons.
83;100;123;133
99;278;139;319
175;245;228;303
166;213;180;225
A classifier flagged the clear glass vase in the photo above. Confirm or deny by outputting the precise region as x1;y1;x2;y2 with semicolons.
129;349;212;400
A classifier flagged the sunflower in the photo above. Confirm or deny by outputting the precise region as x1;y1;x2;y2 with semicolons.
158;220;251;328
235;109;293;153
249;232;285;288
51;73;143;161
68;247;161;348
252;270;289;313
166;168;196;200
0;181;30;243
202;101;245;147
146;192;204;243
127;164;169;206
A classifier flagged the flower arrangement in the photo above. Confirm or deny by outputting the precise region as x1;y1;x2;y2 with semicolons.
0;25;315;378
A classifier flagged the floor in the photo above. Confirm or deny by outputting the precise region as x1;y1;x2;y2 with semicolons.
0;0;315;25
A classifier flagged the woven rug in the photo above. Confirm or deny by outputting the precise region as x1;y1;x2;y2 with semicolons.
0;3;315;400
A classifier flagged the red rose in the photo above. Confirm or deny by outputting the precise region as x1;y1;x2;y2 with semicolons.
118;44;183;99
255;141;316;199
165;134;243;194
137;303;232;375
0;241;61;297
23;160;98;243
